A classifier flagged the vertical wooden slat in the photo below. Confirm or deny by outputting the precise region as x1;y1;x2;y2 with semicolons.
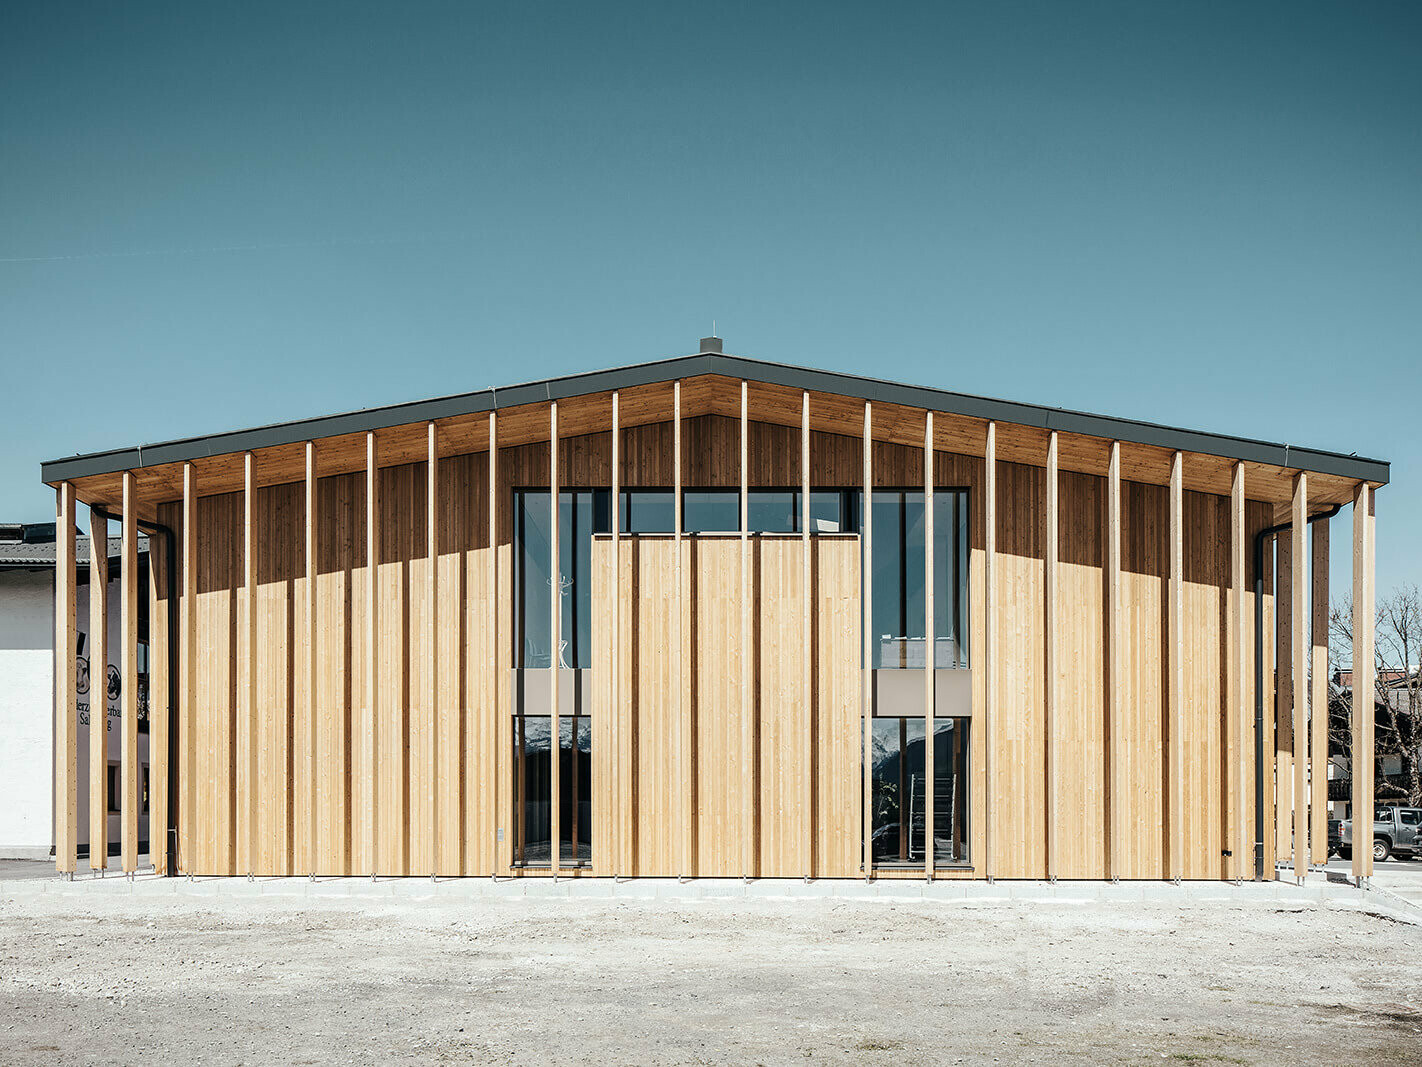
1352;483;1374;881
120;472;138;873
1310;518;1330;869
1292;473;1309;877
802;389;812;877
1168;451;1183;881
149;520;169;875
1276;527;1293;863
924;411;935;880
550;400;561;876
54;484;77;874
673;382;686;877
487;412;501;875
305;444;317;874
365;432;379;875
88;513;108;870
242;454;257;875
983;422;996;881
611;391;621;877
427;422;438;876
742;382;753;878
1106;442;1121;880
862;401;873;880
1044;430;1057;879
181;464;197;874
1231;462;1246;881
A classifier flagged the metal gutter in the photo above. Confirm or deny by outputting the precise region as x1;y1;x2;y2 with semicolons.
41;350;1391;486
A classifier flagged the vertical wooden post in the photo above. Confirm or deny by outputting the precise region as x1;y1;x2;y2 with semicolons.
1352;483;1375;881
1168;451;1183;882
673;381;687;878
611;391;621;877
120;472;138;873
54;483;77;874
1045;431;1058;879
1310;518;1330;869
365;432;379;876
1230;462;1246;881
305;444;318;874
550;400;561;877
1276;527;1293;863
1291;474;1309;877
983;423;996;881
149;520;169;875
427;422;438;876
742;382;753;878
862;401;873;880
1106;442;1122;880
924;412;935;880
88;513;108;870
181;464;197;875
802;390;813;878
487;412;500;874
241;454;257;875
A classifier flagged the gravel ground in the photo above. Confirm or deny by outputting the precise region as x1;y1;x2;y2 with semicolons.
1;888;1420;1065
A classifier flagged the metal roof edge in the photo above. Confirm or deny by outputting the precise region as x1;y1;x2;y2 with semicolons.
39;351;1390;487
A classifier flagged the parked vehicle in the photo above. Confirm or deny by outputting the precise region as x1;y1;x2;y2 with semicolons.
1339;806;1422;862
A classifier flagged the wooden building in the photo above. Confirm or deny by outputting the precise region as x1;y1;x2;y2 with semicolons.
43;342;1387;883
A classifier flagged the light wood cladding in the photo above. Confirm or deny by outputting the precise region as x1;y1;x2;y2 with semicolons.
156;407;1288;880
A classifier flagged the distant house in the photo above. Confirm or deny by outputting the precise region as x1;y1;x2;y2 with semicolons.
0;522;149;859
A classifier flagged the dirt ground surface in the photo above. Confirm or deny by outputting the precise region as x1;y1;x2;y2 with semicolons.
2;889;1420;1065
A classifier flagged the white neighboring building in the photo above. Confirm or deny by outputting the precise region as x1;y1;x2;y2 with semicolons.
0;523;150;861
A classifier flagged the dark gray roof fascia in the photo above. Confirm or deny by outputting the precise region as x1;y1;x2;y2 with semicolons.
40;351;1390;487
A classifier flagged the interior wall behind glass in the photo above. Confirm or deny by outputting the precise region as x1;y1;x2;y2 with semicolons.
516;490;606;668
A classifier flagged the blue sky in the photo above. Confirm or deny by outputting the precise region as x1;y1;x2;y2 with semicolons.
2;2;1417;599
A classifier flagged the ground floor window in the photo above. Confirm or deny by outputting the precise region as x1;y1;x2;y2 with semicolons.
512;714;592;867
869;717;970;866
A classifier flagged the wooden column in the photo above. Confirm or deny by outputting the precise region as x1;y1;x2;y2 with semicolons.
54;483;77;874
365;432;379;875
983;423;996;880
742;382;753;878
923;412;935;880
305;444;318;874
1044;430;1058;879
149;521;169;875
1276;527;1293;862
241;454;257;875
1310;518;1330;868
1352;483;1375;881
120;472;138;873
427;423;438;876
861;401;873;880
1106;442;1122;880
550;400;561;876
611;391;621;877
674;381;688;878
88;513;108;871
802;390;812;877
1291;474;1309;877
1168;451;1183;881
487;412;501;874
180;464;197;874
1230;462;1247;881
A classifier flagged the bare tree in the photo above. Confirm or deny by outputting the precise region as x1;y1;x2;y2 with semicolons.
1330;585;1422;806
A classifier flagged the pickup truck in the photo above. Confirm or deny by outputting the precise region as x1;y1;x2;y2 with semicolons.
1339;805;1422;862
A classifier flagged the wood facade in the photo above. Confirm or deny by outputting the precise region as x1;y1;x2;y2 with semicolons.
46;363;1385;882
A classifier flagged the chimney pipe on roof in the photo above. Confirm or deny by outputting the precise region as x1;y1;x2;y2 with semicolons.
699;335;723;354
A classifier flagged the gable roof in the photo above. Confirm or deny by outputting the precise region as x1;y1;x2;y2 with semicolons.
40;350;1390;487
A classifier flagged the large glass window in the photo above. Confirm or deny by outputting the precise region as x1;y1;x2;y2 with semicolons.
516;491;608;668
869;717;970;866
863;490;968;668
512;714;592;867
